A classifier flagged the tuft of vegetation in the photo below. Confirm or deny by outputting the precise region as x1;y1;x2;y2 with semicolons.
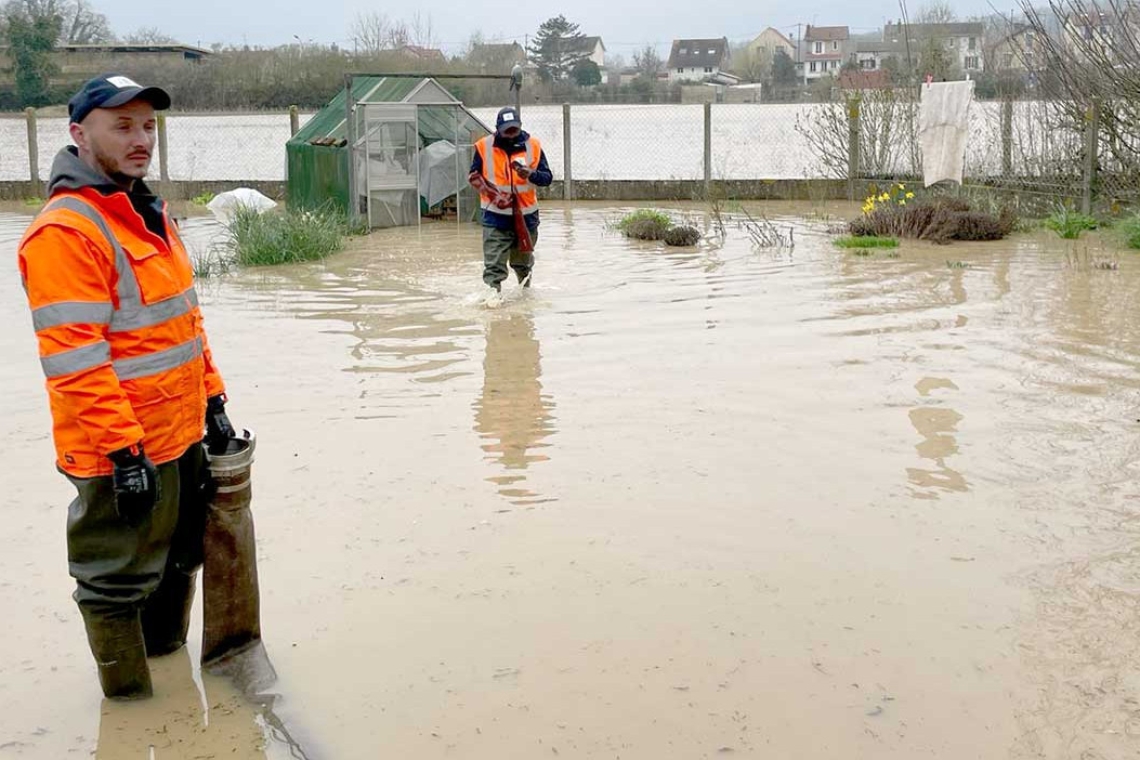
1044;206;1099;239
1119;214;1140;250
615;209;674;241
834;235;898;248
851;248;874;257
664;225;701;247
946;260;970;269
224;205;347;267
191;191;216;207
850;196;1016;244
23;196;44;207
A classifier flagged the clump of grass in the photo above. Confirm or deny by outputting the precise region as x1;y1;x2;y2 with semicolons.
946;260;970;269
1044;206;1098;239
615;209;674;241
23;196;44;207
850;197;1016;244
1119;214;1140;249
664;225;701;247
190;245;235;279
851;248;874;257
221;204;348;268
191;191;216;206
834;235;898;248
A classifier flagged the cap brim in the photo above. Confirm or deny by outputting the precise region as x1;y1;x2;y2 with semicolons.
498;120;522;132
101;85;171;112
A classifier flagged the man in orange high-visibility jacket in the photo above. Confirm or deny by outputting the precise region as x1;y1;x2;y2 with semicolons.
18;75;239;700
469;107;553;292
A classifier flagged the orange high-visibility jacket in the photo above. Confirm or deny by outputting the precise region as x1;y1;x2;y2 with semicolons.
18;148;224;478
474;134;543;217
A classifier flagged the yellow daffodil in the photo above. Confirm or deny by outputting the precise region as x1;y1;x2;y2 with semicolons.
905;192;915;199
879;193;889;202
899;199;907;205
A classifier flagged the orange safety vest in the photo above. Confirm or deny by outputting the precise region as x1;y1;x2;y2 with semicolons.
474;134;543;218
18;188;225;477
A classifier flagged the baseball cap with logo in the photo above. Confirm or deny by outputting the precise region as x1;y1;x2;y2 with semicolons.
495;107;522;134
68;74;172;125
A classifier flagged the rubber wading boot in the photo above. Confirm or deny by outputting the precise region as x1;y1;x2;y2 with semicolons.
202;430;277;695
81;606;153;700
141;570;197;657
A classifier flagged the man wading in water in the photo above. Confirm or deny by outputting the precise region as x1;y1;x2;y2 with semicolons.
468;107;553;294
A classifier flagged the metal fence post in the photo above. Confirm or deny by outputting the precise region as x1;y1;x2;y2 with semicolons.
25;107;38;186
562;103;573;201
1001;99;1013;177
289;105;300;137
157;113;170;182
1081;99;1100;215
847;96;861;202
703;102;712;198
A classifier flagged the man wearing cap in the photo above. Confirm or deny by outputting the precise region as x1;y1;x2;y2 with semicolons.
469;107;553;292
17;75;238;699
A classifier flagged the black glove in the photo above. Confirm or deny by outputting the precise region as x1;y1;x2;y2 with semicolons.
205;394;236;454
108;444;160;525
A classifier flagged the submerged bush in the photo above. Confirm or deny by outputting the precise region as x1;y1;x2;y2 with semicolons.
616;209;674;241
664;225;701;246
849;196;1016;244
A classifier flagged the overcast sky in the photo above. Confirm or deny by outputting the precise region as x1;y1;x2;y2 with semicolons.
95;0;1011;58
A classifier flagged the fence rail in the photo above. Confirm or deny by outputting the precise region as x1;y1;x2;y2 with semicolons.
2;99;1133;209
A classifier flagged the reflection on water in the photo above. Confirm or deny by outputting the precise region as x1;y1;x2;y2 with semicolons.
472;310;557;506
907;377;968;497
95;649;271;759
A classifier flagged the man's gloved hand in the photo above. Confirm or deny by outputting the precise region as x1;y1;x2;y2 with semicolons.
109;444;160;525
205;394;236;454
492;190;514;209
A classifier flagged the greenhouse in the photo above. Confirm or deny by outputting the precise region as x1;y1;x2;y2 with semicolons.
287;76;492;228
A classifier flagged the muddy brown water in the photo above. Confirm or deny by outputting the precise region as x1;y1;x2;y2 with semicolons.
3;202;1140;758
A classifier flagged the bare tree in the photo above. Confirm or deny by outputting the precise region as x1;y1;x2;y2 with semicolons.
2;0;112;43
349;10;391;54
410;11;436;48
387;20;410;50
916;0;958;24
632;44;663;79
126;26;178;44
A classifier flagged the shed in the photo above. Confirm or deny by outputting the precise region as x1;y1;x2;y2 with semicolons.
287;77;493;228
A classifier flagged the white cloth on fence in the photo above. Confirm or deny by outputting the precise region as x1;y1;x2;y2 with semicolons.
918;81;975;187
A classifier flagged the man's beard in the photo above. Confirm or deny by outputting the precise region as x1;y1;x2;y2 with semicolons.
91;140;150;186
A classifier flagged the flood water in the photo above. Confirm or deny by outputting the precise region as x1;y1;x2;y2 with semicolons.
3;202;1140;759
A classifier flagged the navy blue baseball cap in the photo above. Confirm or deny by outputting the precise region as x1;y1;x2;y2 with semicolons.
68;74;171;124
495;107;521;134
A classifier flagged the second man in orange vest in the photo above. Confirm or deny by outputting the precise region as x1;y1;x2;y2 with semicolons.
469;107;553;292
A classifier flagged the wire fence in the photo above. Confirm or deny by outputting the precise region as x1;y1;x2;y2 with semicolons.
3;98;1137;210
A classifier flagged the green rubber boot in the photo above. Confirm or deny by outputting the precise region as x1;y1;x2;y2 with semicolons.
80;606;153;700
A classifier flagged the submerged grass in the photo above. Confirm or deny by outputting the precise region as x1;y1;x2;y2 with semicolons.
224;205;349;268
834;235;898;249
1119;214;1140;250
614;209;674;241
1044;206;1099;239
192;203;356;278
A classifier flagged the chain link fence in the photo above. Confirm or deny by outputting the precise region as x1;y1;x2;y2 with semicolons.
2;98;1136;210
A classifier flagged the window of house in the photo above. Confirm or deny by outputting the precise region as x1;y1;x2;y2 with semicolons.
708;49;716;54
968;36;976;50
814;41;823;54
677;68;684;74
810;61;818;72
705;66;714;73
680;47;687;54
1003;53;1014;68
965;56;979;69
862;59;876;69
832;40;839;50
830;60;838;69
